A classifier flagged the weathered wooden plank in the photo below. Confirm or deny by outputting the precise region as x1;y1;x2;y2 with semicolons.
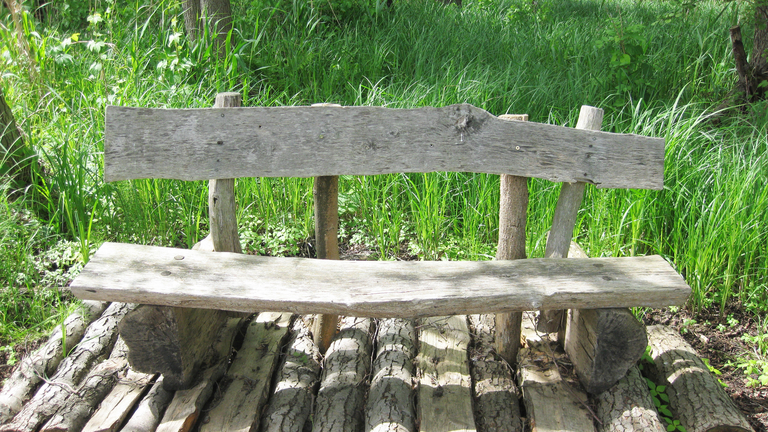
155;317;245;432
517;314;595;432
0;301;108;424
312;166;340;354
468;314;523;432
0;303;134;432
199;312;292;432
417;316;475;432
313;317;373;432
595;366;666;432
261;318;322;432
119;377;174;432
72;243;691;317
81;369;155;432
646;325;754;432
365;318;417;432
104;104;664;189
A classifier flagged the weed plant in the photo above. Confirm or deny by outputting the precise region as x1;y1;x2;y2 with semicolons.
0;0;767;365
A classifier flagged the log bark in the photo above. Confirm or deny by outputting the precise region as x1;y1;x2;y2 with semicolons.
467;314;523;432
199;312;292;432
563;242;648;395
365;318;417;432
119;377;175;432
312;317;373;432
311;103;342;355
39;339;131;432
261;318;322;432
155;317;244;432
494;113;529;366
595;366;665;432
646;325;754;432
416;316;476;432
81;369;155;432
0;301;108;424
538;105;603;335
0;302;134;432
517;314;594;432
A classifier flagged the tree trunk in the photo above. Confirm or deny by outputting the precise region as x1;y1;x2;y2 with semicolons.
0;85;33;189
730;4;768;104
183;0;232;56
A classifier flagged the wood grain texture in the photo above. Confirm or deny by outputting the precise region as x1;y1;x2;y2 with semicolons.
416;316;476;432
200;312;292;432
517;315;595;432
0;301;108;424
155;317;245;432
119;377;174;432
312;172;339;354
104;104;664;189
562;241;648;395
494;113;528;366
468;314;523;432
261;318;322;432
71;242;691;317
312;317;373;432
365;318;417;432
538;105;604;335
81;369;155;432
118;305;230;391
646;325;754;432
595;366;665;432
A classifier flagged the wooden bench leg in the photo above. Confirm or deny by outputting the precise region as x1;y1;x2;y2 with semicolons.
312;174;340;353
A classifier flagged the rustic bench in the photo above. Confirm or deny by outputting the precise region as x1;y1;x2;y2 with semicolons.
70;93;690;393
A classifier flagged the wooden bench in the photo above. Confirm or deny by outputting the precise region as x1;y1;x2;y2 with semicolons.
70;93;690;393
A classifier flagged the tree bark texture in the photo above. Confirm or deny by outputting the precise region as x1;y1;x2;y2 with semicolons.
312;317;373;432
467;314;523;432
365;318;417;432
730;20;768;103
0;85;33;188
261;318;322;432
646;325;754;432
183;0;232;55
494;114;529;366
0;302;134;432
595;366;665;432
38;339;130;432
0;301;108;424
538;105;603;335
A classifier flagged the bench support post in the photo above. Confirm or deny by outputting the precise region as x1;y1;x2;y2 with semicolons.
118;92;244;390
494;114;529;365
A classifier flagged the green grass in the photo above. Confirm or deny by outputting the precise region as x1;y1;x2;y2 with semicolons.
1;0;767;357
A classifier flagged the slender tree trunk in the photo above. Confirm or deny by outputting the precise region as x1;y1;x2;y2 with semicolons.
729;4;768;103
183;0;233;57
0;86;33;189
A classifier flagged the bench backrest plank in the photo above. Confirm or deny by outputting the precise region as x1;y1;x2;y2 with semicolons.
105;104;664;189
71;242;691;318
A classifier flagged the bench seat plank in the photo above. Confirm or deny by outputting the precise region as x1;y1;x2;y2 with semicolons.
105;104;664;189
70;243;690;318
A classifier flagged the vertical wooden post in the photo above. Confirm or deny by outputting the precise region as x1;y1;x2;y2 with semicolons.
495;113;529;365
209;92;243;254
537;105;604;337
310;103;341;354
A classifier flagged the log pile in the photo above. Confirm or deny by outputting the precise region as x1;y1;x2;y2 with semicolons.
0;307;756;432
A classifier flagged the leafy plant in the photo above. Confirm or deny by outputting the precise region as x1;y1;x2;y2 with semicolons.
595;15;652;105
